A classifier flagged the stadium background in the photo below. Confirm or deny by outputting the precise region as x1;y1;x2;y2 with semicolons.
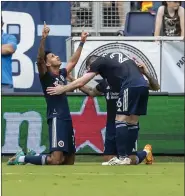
1;1;184;155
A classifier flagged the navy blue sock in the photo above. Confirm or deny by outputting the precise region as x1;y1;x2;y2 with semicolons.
115;121;129;158
136;151;147;164
25;155;47;165
126;123;139;155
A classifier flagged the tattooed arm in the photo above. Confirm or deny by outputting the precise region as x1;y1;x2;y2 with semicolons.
137;63;160;91
144;72;160;91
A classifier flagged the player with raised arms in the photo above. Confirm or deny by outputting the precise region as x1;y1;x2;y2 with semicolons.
8;22;89;166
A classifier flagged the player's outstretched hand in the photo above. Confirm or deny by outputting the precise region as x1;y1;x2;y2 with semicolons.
42;21;50;38
80;28;89;43
137;62;149;75
46;85;64;95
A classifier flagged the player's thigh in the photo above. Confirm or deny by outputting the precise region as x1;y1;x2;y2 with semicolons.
116;87;148;115
65;120;76;155
116;87;135;115
48;118;74;155
138;87;149;114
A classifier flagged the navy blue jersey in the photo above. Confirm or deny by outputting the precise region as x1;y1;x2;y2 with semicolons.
96;79;118;122
89;52;148;91
39;68;71;120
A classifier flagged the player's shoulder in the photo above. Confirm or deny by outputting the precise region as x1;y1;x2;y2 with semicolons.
39;70;50;81
96;79;108;93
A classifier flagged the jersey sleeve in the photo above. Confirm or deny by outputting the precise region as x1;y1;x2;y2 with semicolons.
95;80;107;94
88;58;105;73
60;68;67;78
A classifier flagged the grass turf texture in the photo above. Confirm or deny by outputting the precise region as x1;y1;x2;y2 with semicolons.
2;161;184;196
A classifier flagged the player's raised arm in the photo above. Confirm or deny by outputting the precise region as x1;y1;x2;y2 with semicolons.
137;63;160;91
65;30;89;74
37;21;50;76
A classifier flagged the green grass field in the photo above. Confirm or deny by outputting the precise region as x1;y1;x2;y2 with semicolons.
2;156;184;196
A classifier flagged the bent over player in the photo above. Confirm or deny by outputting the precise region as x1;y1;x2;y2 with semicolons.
8;22;89;165
69;60;159;165
46;52;160;165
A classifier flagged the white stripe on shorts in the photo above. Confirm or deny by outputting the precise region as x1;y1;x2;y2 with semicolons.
116;124;127;128
52;117;57;148
123;88;128;112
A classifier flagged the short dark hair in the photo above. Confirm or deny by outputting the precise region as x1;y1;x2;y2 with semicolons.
44;51;51;62
85;55;100;68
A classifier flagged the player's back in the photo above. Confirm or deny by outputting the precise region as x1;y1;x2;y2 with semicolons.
91;52;148;91
104;53;148;90
39;68;71;120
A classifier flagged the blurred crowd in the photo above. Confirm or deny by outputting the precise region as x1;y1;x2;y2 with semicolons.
71;1;184;37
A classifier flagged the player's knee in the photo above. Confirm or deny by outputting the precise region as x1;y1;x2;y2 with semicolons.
46;152;65;165
50;158;63;165
46;156;62;165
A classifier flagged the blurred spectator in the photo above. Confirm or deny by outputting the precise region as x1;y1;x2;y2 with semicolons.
141;1;153;12
154;1;184;37
1;15;17;93
131;1;161;13
141;1;162;13
103;1;124;27
131;2;142;11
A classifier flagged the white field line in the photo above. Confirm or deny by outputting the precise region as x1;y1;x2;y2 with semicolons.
2;172;164;176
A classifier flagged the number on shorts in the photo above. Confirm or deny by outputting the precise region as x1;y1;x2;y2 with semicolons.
117;88;128;112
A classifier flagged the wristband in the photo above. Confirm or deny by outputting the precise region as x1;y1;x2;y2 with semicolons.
79;42;84;47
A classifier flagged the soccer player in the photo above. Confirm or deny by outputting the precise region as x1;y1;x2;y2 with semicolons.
67;76;118;162
46;52;160;165
7;22;89;166
68;61;157;165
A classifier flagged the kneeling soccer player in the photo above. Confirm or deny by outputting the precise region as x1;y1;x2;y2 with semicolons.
7;22;89;166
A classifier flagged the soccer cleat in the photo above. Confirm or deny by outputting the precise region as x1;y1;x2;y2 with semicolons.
27;149;36;156
7;150;25;165
119;157;131;165
144;144;154;165
102;157;122;166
